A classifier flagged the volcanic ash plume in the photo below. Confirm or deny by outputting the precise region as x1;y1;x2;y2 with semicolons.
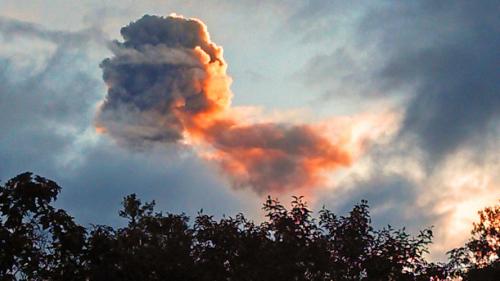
96;14;376;194
95;15;231;145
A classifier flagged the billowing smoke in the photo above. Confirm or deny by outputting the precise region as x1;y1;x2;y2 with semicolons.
96;14;378;194
96;15;231;145
201;122;352;193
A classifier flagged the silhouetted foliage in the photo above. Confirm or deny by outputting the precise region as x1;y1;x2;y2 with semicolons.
0;172;86;280
0;172;498;280
447;201;500;280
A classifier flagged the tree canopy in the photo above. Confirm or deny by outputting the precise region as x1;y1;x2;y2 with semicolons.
0;172;498;280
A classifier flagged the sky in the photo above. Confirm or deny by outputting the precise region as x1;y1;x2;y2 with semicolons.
0;0;498;260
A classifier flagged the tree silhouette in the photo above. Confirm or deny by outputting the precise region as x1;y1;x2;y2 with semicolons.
85;194;194;280
0;172;86;280
447;201;500;280
0;172;498;280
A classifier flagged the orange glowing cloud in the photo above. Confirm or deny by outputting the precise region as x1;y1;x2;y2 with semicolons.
197;122;354;194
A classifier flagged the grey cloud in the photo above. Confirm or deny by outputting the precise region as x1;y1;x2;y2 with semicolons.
54;143;252;227
284;0;367;43
0;22;103;179
297;48;376;104
321;173;436;232
0;16;107;47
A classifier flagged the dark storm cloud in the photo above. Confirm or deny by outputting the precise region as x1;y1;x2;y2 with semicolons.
364;1;500;162
295;1;499;163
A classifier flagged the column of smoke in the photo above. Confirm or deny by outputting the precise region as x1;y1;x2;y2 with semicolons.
95;14;391;195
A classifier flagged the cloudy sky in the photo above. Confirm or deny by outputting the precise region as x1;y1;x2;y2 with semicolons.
0;0;498;260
